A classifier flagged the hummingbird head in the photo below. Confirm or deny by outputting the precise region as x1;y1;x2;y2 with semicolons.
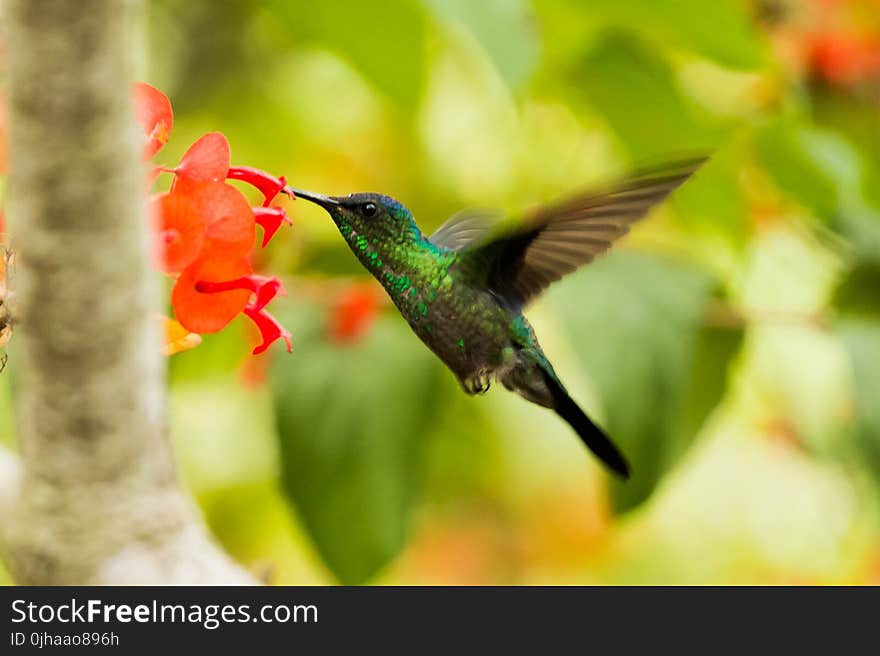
287;188;418;242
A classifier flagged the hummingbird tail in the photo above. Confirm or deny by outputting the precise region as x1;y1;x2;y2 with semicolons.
541;371;631;479
499;353;631;478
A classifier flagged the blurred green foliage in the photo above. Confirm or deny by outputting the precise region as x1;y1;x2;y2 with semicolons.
547;252;743;512
270;0;428;110
272;307;446;584
7;0;878;586
141;0;880;585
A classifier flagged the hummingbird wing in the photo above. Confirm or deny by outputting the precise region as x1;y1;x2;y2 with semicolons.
429;208;502;251
462;157;706;307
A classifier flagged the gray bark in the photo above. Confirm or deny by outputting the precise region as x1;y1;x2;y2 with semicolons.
0;0;255;584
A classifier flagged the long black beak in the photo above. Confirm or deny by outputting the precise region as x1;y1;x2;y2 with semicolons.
284;187;340;210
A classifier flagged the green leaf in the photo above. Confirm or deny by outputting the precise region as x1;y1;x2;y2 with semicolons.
573;32;721;159
831;253;880;489
812;87;880;182
832;256;880;486
548;251;742;512
271;309;444;584
753;121;844;220
833;261;880;320
425;0;539;88
754;121;880;259
580;0;767;69
269;0;427;109
836;318;880;486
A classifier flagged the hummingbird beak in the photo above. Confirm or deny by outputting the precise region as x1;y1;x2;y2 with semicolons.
284;187;340;211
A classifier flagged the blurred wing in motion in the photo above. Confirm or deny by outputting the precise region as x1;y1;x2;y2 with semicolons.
463;157;707;307
430;208;501;251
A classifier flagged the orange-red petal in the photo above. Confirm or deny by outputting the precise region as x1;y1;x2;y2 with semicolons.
194;274;283;312
253;206;292;247
227;166;287;206
186;182;255;255
133;82;173;160
172;256;253;334
151;192;205;273
172;132;231;191
244;304;292;355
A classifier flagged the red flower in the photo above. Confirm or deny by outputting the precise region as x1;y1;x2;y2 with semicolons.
329;282;382;344
173;257;292;353
137;82;293;356
133;82;173;160
809;31;880;84
164;179;292;352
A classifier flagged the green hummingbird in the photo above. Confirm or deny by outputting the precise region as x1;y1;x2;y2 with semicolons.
287;157;705;478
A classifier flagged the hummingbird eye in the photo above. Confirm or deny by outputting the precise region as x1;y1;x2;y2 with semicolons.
361;202;378;218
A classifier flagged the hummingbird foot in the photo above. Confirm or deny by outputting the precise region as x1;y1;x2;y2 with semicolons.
461;372;492;395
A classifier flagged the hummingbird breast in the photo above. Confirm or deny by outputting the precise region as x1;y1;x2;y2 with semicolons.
338;222;517;384
388;260;516;384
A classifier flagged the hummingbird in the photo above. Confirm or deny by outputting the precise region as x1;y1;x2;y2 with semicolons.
287;157;705;478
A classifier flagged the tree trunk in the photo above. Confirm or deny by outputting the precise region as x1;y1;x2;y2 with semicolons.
0;0;255;584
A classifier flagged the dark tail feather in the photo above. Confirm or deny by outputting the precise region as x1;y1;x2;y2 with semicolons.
542;371;630;479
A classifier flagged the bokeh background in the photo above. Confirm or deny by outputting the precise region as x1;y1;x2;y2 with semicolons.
4;0;880;584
